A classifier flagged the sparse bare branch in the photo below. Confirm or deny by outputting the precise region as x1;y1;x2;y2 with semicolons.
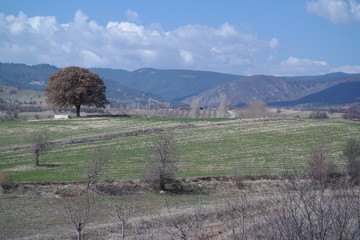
29;130;49;166
62;193;95;240
85;146;111;189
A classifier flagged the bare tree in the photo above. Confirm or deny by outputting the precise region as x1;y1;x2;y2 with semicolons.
218;94;228;118
190;98;200;119
239;101;269;119
112;202;134;239
216;193;249;240
343;138;360;183
233;171;245;190
309;110;329;119
85;146;111;189
307;141;336;182
62;194;95;240
261;177;360;240
162;204;204;240
142;134;179;191
29;130;49;166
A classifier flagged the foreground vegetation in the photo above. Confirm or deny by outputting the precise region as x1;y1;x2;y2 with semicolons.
0;117;359;182
1;116;360;239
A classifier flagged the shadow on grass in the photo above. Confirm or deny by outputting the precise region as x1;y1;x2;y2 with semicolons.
37;163;75;168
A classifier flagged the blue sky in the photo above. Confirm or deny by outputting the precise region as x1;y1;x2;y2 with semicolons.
1;0;359;76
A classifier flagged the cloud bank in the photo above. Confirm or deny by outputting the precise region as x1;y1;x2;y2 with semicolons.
306;0;360;23
0;10;358;76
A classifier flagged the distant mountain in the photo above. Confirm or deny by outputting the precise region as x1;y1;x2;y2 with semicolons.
2;62;360;108
0;63;58;91
271;81;360;107
183;74;360;107
0;63;165;105
91;67;242;101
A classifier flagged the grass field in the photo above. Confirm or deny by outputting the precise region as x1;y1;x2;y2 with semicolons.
1;117;359;182
1;116;360;239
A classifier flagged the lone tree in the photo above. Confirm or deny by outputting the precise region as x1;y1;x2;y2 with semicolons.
143;134;179;191
29;130;49;166
46;66;109;117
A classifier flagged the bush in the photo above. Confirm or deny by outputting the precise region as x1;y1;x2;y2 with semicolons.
233;171;245;189
309;110;329;119
343;138;360;184
343;104;360;120
307;142;336;182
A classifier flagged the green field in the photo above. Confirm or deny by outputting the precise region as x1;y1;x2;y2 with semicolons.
0;117;359;182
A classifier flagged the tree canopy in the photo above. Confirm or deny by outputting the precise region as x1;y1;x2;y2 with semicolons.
45;66;108;117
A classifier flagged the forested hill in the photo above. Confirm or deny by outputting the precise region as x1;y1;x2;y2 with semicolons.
182;73;360;107
1;62;360;107
0;63;165;104
90;67;242;102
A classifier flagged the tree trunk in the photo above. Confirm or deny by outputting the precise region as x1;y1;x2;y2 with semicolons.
76;105;81;117
121;221;125;239
159;171;166;191
77;228;82;240
34;149;40;166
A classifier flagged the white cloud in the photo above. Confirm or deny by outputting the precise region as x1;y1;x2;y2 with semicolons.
269;38;280;49
1;10;357;76
273;56;330;76
0;10;278;73
306;0;360;23
179;50;194;64
126;9;140;23
331;64;360;73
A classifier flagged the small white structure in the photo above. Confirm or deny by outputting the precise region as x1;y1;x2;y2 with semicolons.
54;115;70;119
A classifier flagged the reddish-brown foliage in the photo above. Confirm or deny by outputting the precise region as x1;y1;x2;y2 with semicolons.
45;66;108;117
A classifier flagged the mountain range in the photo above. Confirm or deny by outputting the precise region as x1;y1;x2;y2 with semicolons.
183;73;360;107
1;62;360;108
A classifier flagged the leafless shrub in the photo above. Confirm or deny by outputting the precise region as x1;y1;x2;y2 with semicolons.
309;110;329;119
161;203;204;240
29;130;49;166
307;141;336;182
342;104;360;120
135;216;162;239
216;193;249;240
85;146;111;189
218;94;229;118
260;177;360;240
343;138;360;184
62;193;95;240
3;101;20;120
238;101;270;119
233;171;245;190
142;134;179;191
190;97;201;119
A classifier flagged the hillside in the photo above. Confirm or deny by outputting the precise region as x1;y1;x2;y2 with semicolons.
183;74;360;107
0;84;45;103
271;81;360;107
91;67;242;101
0;63;165;105
2;62;360;108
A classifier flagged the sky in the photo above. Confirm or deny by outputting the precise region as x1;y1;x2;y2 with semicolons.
0;0;359;76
